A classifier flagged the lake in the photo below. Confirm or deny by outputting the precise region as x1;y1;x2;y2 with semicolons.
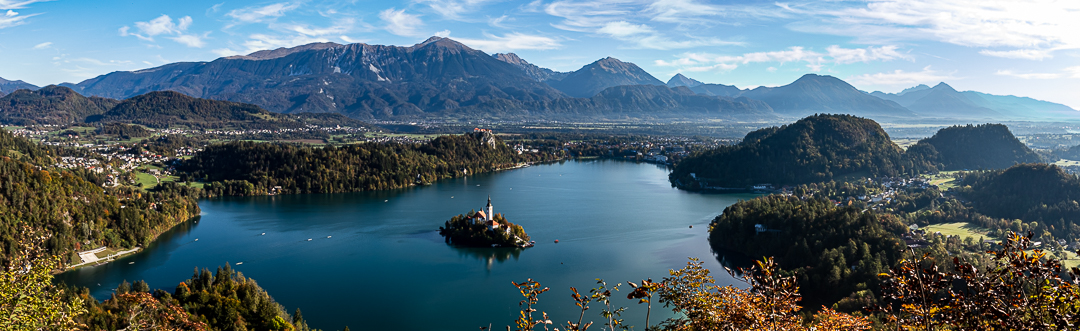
56;160;755;330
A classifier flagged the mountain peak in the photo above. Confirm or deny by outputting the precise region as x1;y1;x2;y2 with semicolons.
790;74;853;88
413;36;471;51
898;84;931;95
667;73;704;88
931;82;956;92
494;53;526;65
548;56;664;98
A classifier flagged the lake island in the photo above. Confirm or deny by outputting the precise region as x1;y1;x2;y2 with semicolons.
439;196;533;248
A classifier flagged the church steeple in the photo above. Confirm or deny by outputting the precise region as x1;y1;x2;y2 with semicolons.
485;195;493;221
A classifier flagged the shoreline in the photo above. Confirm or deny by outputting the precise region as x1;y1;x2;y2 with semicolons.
64;247;142;271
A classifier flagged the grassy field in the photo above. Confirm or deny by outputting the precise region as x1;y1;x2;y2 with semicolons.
135;172;158;189
923;222;996;241
923;171;961;191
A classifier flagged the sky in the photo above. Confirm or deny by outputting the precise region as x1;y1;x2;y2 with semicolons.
1;0;1079;108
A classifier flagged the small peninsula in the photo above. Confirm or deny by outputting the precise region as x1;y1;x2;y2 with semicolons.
439;196;533;248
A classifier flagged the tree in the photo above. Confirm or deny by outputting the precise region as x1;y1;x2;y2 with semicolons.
0;228;85;330
877;232;1080;330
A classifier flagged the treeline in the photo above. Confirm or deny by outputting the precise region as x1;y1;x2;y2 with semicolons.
671;114;1040;189
708;195;906;308
0;128;200;265
74;264;318;331
180;132;559;196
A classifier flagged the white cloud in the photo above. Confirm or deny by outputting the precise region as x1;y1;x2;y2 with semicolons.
489;15;510;28
227;2;300;24
979;49;1053;60
171;34;207;48
340;36;366;44
645;0;722;24
596;20;740;50
414;0;497;21
239;33;333;53
31;41;50;49
0;8;37;29
212;48;243;57
656;45;908;74
434;29;451;38
682;63;737;73
1068;66;1080;79
543;0;745;49
826;45;910;64
380;8;424;37
280;18;356;37
848;66;956;85
120;15;206;48
790;0;1080;60
995;70;1060;80
453;32;562;53
0;0;50;10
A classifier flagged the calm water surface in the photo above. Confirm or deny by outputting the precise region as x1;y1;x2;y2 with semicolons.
57;160;755;330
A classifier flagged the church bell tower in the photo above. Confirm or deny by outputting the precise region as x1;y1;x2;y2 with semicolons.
485;195;493;221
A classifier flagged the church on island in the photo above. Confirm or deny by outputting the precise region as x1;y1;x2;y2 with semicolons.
471;196;507;232
438;196;533;248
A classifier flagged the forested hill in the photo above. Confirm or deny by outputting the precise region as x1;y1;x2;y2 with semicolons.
708;195;906;308
959;164;1080;239
0;85;120;125
180;131;557;196
0;86;370;130
90;91;371;130
909;124;1040;170
670;114;912;189
0;128;200;265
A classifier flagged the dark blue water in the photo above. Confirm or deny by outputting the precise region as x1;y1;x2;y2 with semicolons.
57;160;754;330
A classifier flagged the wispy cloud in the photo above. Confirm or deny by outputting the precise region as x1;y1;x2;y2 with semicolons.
227;2;300;24
827;45;910;64
120;15;207;48
453;32;562;53
0;0;51;10
848;66;956;86
1068;67;1080;79
32;41;50;49
787;0;1080;60
414;0;497;21
0;8;37;29
380;8;425;37
656;45;910;73
995;70;1061;80
979;49;1053;60
542;0;746;49
595;20;740;50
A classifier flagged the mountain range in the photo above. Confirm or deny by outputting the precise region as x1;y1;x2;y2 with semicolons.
0;77;38;97
0;36;1075;122
871;83;1077;120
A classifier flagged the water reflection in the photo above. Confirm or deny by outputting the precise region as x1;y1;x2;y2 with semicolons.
709;241;755;276
453;247;524;270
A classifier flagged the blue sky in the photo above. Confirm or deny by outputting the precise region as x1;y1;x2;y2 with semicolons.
2;0;1079;108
